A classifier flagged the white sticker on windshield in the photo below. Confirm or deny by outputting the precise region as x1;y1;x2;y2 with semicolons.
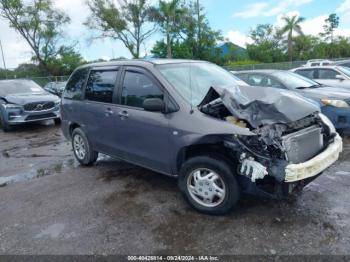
31;87;41;92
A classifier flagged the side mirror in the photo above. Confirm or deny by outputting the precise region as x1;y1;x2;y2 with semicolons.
143;98;165;112
336;74;346;81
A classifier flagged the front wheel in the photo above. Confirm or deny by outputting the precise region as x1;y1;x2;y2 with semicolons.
178;155;240;215
0;110;11;132
71;128;98;166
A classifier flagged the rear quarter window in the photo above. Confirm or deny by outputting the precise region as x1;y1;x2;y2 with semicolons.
63;68;89;100
296;69;314;79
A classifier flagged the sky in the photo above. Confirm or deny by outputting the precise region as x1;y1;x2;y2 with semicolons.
1;0;350;68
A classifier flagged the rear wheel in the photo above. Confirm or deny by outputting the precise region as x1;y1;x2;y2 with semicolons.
71;128;98;166
178;155;240;215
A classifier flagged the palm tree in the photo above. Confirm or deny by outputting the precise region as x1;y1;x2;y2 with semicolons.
150;0;185;58
280;15;305;61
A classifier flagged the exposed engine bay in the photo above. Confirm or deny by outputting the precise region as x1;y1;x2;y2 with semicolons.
198;86;340;198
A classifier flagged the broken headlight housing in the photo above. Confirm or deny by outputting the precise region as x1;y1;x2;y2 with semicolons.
321;99;349;108
319;113;336;135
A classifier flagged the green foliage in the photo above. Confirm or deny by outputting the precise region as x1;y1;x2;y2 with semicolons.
0;0;71;73
150;0;223;63
85;0;156;58
321;13;340;43
246;24;286;63
149;0;186;58
279;15;305;61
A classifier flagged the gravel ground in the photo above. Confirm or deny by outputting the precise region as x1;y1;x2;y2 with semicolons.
0;121;349;255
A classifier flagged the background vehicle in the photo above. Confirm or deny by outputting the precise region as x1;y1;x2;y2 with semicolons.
0;79;61;131
234;70;350;132
303;59;332;67
61;60;341;215
291;66;350;90
332;59;350;69
43;81;67;97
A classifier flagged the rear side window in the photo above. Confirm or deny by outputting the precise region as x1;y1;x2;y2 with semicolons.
317;69;337;79
311;63;320;66
121;71;164;108
296;69;314;79
64;68;89;100
85;70;118;103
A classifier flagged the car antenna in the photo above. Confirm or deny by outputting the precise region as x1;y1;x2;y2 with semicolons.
189;62;194;114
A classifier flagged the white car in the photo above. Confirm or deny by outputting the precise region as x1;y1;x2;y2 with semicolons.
303;59;332;67
291;66;350;90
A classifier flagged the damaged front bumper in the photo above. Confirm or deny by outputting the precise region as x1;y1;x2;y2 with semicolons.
284;134;343;182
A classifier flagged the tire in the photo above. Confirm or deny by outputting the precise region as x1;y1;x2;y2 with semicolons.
0;110;11;132
54;118;61;125
71;127;98;166
178;154;240;215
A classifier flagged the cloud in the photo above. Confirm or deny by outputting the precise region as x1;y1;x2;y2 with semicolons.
0;20;33;69
337;0;350;13
233;3;268;18
225;31;253;48
233;0;313;18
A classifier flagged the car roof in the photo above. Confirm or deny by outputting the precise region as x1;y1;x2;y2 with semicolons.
292;65;341;70
78;59;208;69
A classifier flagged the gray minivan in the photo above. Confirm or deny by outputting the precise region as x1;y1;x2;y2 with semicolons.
61;59;342;215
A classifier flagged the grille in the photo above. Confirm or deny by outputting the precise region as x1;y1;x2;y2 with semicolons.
24;101;55;111
282;125;324;164
26;113;56;121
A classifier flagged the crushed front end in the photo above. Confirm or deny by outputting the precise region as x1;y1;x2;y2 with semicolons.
199;85;343;199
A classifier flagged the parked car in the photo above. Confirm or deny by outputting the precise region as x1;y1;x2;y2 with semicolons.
332;59;350;69
0;79;61;131
61;60;342;215
234;70;350;132
43;81;67;97
291;66;350;90
303;59;332;67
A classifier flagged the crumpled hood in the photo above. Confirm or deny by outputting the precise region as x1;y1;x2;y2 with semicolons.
199;85;320;128
4;93;59;106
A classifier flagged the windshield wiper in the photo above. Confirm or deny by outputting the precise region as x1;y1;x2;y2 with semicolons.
295;84;321;89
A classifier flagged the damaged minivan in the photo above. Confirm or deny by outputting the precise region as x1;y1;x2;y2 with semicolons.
61;60;343;215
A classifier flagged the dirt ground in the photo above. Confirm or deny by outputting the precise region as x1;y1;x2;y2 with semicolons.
0;121;350;255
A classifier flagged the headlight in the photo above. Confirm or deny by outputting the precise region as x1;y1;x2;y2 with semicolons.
3;104;22;110
319;113;336;134
321;99;349;108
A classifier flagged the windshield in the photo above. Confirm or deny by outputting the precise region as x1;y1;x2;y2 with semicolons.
273;71;320;89
337;66;350;78
157;62;240;105
0;80;44;95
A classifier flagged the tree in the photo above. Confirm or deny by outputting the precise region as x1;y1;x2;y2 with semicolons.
322;13;339;43
246;24;285;63
280;15;305;61
46;47;85;75
85;0;156;58
0;0;70;73
149;0;185;58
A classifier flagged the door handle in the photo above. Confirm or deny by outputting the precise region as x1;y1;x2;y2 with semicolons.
118;110;129;118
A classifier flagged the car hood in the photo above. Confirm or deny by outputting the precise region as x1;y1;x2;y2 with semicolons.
3;93;59;105
300;86;350;100
199;85;320;129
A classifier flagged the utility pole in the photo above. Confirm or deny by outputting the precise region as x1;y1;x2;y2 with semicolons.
0;39;7;79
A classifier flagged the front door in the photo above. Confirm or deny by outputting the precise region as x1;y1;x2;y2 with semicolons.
113;66;172;174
